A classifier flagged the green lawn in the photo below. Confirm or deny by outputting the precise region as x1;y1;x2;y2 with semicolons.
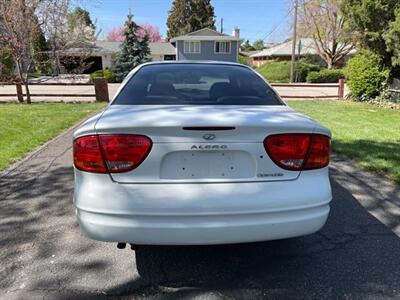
0;103;106;171
287;100;400;184
256;61;291;83
2;101;399;185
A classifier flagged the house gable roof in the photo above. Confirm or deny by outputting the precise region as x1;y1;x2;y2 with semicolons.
250;38;356;58
94;41;176;56
250;38;317;58
170;28;240;42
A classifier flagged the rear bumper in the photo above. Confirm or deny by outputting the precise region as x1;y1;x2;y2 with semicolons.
74;168;332;245
77;205;329;245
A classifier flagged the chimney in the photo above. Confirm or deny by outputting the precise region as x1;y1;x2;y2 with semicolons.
232;27;240;38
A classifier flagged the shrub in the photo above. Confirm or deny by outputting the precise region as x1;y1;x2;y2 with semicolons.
256;61;291;83
300;54;323;65
306;69;345;83
345;50;390;100
238;55;251;66
257;59;321;83
0;46;15;81
90;69;114;83
296;60;320;82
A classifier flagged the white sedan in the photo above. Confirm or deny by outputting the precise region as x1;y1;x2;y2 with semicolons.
73;61;332;246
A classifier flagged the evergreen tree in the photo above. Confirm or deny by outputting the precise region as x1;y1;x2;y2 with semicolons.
112;12;151;82
187;0;216;33
343;0;400;68
67;7;94;32
241;40;255;51
253;39;265;50
167;0;216;39
384;8;400;68
166;0;189;39
31;20;50;75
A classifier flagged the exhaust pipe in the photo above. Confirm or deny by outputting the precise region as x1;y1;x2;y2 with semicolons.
117;242;126;249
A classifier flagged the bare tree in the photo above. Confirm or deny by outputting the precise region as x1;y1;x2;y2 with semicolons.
298;0;355;68
0;0;96;102
0;0;45;103
40;0;97;75
61;13;97;75
39;0;70;75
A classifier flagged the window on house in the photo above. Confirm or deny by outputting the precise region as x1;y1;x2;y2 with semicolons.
184;41;200;53
215;41;231;54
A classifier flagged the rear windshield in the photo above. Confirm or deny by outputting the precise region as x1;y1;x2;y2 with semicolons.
112;64;283;105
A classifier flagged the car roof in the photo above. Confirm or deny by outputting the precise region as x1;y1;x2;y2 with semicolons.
139;60;246;67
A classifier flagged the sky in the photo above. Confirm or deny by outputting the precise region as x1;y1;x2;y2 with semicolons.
81;0;293;43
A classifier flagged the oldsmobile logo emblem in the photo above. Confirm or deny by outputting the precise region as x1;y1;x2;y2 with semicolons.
202;134;216;140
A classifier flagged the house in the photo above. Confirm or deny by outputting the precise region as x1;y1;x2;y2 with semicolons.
249;38;318;67
170;28;241;62
249;38;356;67
94;41;176;69
58;27;241;73
240;50;262;58
59;41;177;73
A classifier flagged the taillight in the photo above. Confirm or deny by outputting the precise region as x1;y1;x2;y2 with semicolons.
98;135;152;173
264;134;330;171
73;136;107;173
302;134;330;170
73;135;152;173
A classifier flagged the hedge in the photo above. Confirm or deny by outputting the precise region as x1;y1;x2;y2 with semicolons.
295;60;320;82
90;69;114;83
256;61;291;83
306;69;345;83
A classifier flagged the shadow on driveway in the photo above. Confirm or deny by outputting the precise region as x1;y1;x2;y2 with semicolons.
1;133;400;299
108;179;400;299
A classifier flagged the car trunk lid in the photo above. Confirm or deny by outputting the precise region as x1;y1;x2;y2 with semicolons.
95;105;322;183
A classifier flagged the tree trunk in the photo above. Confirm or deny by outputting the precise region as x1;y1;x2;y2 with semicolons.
327;59;333;69
24;63;33;104
15;60;25;103
24;82;31;104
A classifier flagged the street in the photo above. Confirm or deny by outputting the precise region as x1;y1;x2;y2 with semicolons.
1;127;400;299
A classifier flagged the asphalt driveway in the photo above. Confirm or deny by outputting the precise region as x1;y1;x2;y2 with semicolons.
1;128;400;299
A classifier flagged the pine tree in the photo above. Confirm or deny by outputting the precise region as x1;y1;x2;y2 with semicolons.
188;0;216;33
32;21;50;75
166;0;189;39
67;7;94;32
241;40;255;51
112;12;151;82
167;0;216;39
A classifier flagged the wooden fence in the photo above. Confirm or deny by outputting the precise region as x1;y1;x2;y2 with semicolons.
0;79;345;102
271;79;345;99
0;78;109;102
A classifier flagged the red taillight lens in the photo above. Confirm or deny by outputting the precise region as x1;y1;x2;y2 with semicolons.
264;134;330;171
73;135;152;173
303;134;330;170
73;136;107;173
98;135;152;173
